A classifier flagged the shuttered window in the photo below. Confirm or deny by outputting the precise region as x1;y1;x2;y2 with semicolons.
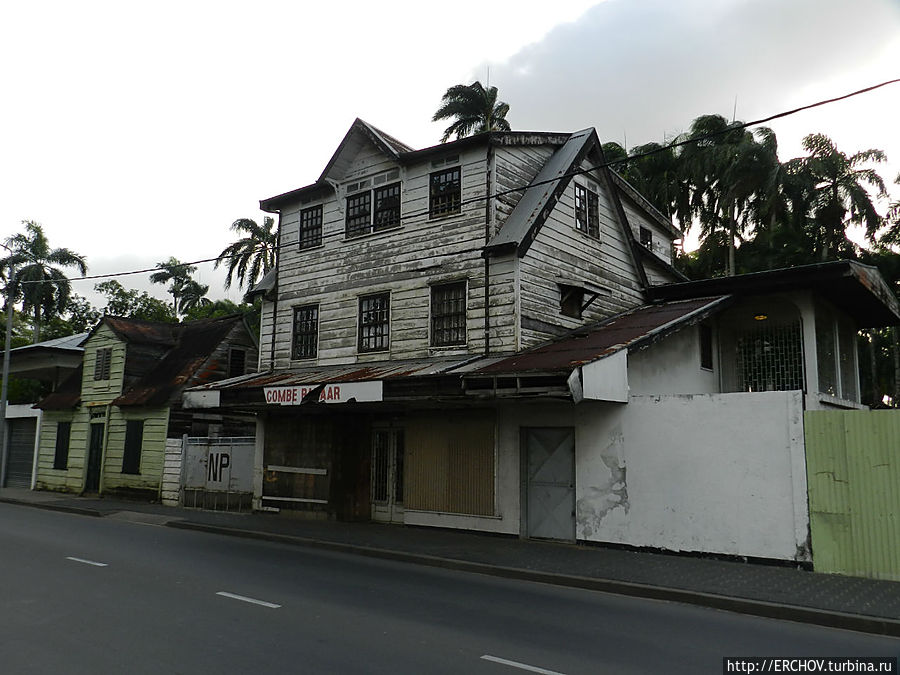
53;421;72;470
122;420;144;474
94;348;112;381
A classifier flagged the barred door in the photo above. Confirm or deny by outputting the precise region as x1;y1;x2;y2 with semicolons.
371;429;404;523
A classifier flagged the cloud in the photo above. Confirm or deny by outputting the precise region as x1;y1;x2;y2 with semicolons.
488;0;900;150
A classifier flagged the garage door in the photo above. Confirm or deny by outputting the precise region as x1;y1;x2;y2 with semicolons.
4;417;37;488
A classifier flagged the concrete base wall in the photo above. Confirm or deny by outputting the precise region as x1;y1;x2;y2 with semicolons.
574;392;809;561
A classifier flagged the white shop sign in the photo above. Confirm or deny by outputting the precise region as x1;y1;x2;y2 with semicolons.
263;381;383;405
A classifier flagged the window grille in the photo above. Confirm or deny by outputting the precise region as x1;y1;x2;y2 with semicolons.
299;205;323;249
373;183;401;230
431;282;466;346
292;305;319;359
429;167;461;217
227;348;246;379
735;322;803;392
359;293;390;352
575;184;600;238
345;191;372;237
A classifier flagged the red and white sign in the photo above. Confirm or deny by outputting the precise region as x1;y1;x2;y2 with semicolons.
263;381;383;405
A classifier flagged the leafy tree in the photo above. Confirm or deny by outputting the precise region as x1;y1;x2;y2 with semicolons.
214;217;277;292
0;221;87;343
793;133;887;261
433;81;511;143
94;280;176;323
149;257;196;319
177;279;212;315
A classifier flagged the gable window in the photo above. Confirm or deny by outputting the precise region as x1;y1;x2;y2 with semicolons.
699;324;713;370
122;420;143;474
53;421;72;470
345;171;402;238
429;167;461;218
227;348;246;379
373;183;401;229
574;184;600;238
431;282;467;347
559;285;584;319
639;226;653;248
299;205;323;250
292;305;319;359
359;293;390;353
93;347;112;381
346;191;372;237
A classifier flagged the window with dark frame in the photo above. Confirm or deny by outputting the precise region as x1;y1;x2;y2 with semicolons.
122;420;144;474
700;324;714;370
292;305;319;359
299;205;323;249
373;183;401;230
431;282;467;347
358;293;390;353
93;347;112;381
639;226;653;248
429;167;461;218
560;285;584;319
574;184;600;238
53;421;72;470
228;348;246;379
345;191;372;237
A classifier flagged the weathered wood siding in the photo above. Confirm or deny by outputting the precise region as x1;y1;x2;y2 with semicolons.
493;144;556;238
518;159;646;349
271;139;493;367
80;325;126;403
35;411;81;492
100;406;170;495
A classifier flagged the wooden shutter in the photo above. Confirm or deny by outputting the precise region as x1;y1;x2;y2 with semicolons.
122;420;144;474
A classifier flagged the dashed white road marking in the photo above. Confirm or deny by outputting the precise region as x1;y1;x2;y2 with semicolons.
480;655;566;675
66;556;108;567
216;591;281;609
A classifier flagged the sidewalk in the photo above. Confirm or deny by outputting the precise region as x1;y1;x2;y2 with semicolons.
2;487;899;637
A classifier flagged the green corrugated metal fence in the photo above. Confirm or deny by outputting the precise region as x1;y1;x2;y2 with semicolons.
805;410;900;580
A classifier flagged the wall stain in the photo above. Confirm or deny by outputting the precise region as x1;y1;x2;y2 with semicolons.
577;426;629;538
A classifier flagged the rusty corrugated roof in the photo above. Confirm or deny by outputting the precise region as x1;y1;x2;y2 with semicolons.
190;356;479;392
33;364;83;410
469;297;729;376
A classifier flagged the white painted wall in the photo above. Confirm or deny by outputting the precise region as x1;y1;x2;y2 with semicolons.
627;324;720;395
574;391;808;561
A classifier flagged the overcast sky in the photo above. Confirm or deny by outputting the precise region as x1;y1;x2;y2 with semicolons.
2;0;898;308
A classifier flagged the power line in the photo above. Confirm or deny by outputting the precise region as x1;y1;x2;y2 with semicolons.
6;77;899;289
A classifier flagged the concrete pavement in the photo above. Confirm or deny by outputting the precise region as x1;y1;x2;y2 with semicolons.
2;486;899;637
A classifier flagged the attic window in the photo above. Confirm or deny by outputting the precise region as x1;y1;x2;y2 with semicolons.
574;184;599;238
639;226;652;248
228;348;246;379
345;182;401;237
94;348;112;381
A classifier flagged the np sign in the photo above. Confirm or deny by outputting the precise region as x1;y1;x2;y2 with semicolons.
263;381;383;406
207;452;231;485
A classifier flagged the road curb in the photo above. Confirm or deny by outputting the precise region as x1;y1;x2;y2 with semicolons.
0;497;104;518
166;520;900;638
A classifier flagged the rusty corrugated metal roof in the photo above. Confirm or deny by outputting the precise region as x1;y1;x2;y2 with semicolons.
469;297;729;376
33;364;83;410
190;356;479;392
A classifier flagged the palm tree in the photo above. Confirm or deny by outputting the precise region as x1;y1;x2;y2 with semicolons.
433;81;511;143
177;279;212;315
796;133;887;261
149;257;196;319
1;221;87;343
214;217;277;292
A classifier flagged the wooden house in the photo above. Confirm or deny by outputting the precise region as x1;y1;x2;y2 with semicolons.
34;315;258;499
185;119;899;563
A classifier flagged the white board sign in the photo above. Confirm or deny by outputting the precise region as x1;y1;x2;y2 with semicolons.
263;381;383;405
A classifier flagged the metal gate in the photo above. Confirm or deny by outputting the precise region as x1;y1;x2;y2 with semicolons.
524;427;575;541
181;437;254;512
371;428;404;523
3;418;37;488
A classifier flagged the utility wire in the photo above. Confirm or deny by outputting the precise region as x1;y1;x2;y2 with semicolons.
6;77;899;288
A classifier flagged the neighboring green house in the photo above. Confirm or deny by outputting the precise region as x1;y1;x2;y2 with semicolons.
34;315;258;499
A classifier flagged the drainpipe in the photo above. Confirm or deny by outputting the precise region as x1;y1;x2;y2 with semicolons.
267;212;282;372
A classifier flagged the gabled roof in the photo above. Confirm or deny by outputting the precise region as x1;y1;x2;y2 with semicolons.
467;296;730;377
36;315;247;410
649;261;900;328
485;128;596;257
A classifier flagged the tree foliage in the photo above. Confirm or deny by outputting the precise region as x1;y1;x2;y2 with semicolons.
214;216;277;293
149;257;201;318
433;81;511;143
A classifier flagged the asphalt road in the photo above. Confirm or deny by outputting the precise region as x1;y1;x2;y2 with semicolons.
1;503;898;675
